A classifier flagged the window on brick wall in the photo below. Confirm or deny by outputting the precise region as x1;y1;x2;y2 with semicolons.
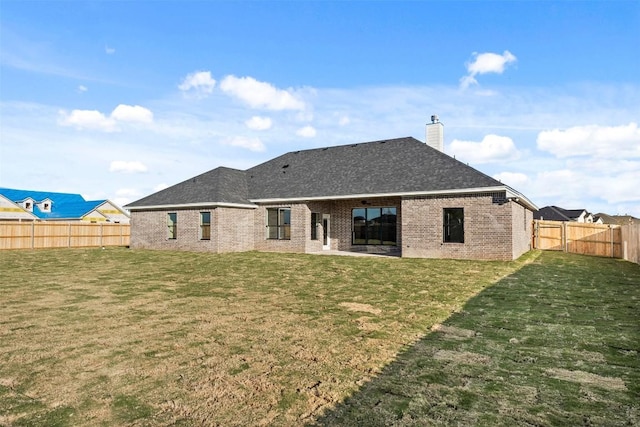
266;208;291;240
443;208;464;243
311;212;320;240
200;211;211;240
167;212;177;239
352;207;397;245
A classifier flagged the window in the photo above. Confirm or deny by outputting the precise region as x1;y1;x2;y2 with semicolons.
443;208;464;243
200;212;211;240
352;207;397;245
266;208;291;240
24;202;32;211
38;200;52;212
167;212;177;239
311;212;320;240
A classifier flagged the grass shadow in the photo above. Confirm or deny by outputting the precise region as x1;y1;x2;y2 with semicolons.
309;252;640;426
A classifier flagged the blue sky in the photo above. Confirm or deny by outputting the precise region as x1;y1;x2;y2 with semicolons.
1;1;639;217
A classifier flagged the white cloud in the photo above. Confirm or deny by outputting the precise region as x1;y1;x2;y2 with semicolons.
59;104;154;131
109;160;148;173
154;183;169;192
296;125;317;138
537;122;640;158
77;85;88;93
178;71;216;96
460;50;517;89
113;188;140;206
245;116;272;130
59;109;117;132
339;115;350;126
220;75;305;111
493;172;529;189
105;45;115;54
115;188;141;197
449;134;520;164
530;166;640;209
221;136;266;152
111;104;154;123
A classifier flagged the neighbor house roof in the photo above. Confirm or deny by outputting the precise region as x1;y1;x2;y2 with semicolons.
126;137;537;210
595;213;638;225
534;206;588;221
0;188;110;220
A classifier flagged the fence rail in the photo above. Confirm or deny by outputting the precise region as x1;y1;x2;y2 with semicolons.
0;222;130;250
533;220;639;264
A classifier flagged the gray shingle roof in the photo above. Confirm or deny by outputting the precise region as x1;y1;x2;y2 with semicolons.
126;137;506;208
533;206;587;221
247;137;501;200
127;167;251;207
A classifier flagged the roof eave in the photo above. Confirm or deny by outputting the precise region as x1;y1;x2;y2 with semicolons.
504;186;538;211
251;185;538;211
126;201;258;211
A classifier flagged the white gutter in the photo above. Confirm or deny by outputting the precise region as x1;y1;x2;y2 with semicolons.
126;186;538;212
126;201;258;211
251;185;538;211
503;186;538;211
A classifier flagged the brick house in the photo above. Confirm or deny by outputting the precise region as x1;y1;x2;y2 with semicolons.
126;124;537;260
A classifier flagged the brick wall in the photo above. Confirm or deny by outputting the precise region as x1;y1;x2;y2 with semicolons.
130;208;254;253
216;207;255;252
130;194;533;260
511;201;533;259
401;192;522;261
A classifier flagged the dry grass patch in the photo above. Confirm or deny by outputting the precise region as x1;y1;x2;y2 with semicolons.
338;302;382;315
546;368;627;391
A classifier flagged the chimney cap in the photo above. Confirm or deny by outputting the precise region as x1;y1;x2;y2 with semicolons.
431;114;439;123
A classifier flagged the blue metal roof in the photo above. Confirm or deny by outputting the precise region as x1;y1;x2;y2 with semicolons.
0;188;107;220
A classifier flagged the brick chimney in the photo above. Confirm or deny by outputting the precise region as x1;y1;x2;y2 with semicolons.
426;114;444;152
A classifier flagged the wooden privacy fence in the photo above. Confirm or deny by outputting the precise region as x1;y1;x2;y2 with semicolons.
533;220;628;259
621;223;640;264
0;222;130;250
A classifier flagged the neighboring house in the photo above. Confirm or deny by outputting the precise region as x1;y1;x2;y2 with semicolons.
0;194;38;221
0;188;130;223
534;206;596;223
596;213;638;225
126;128;537;261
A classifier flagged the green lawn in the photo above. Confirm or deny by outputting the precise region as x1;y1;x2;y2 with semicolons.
0;248;638;426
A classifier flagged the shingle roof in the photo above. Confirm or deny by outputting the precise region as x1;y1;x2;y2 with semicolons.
126;167;251;207
247;137;502;200
0;188;106;220
534;206;587;221
126;137;518;209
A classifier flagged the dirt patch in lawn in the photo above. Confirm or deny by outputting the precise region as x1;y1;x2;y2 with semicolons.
546;368;627;391
433;349;491;365
338;302;382;315
430;323;477;338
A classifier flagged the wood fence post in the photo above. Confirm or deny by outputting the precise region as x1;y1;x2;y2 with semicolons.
31;222;35;249
100;223;103;247
610;226;614;258
563;222;567;252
